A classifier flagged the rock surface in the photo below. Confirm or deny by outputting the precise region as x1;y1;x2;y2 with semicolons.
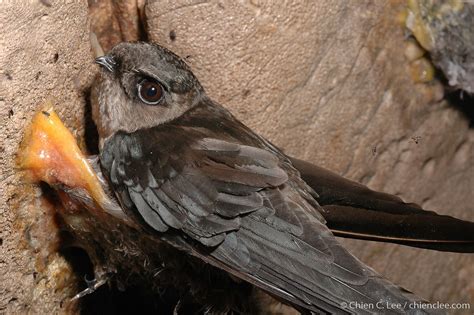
406;0;474;93
0;1;94;313
1;0;472;313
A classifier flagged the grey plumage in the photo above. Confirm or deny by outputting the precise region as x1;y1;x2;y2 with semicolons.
94;42;445;314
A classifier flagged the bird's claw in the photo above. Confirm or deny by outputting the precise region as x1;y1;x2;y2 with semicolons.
71;275;107;301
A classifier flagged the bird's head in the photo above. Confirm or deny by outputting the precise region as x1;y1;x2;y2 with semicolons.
93;42;205;144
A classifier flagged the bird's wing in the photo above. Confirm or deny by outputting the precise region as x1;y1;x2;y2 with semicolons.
291;158;474;253
101;129;437;314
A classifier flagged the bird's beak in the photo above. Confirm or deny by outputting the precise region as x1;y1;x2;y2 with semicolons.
95;55;116;73
18;102;107;208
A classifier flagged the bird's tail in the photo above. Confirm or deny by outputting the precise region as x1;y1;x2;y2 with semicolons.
291;157;474;253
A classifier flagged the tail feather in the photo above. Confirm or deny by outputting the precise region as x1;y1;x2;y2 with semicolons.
291;157;474;253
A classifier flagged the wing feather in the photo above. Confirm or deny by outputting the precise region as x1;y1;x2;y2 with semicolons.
101;128;436;314
128;188;169;232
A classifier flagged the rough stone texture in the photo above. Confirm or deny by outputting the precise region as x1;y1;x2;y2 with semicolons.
89;0;146;53
1;0;473;313
406;0;474;93
0;0;94;313
147;0;473;312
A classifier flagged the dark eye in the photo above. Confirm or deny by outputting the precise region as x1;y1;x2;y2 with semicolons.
138;79;163;105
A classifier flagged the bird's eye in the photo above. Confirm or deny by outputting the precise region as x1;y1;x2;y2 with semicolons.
138;79;163;105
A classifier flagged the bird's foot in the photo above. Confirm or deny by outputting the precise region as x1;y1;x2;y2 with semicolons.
71;274;108;300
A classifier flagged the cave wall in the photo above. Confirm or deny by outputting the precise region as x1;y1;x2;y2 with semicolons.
0;1;94;313
1;0;472;313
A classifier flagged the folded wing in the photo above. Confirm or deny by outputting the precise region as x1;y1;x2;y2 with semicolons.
101;128;439;314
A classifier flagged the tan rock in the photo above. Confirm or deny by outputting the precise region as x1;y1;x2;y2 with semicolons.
0;1;94;313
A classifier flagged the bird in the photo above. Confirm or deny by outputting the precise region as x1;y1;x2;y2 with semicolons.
19;42;473;314
88;41;451;314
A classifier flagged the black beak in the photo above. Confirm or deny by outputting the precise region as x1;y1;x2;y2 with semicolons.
95;55;116;72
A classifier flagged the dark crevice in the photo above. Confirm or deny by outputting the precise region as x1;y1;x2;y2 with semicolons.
432;57;474;128
59;241;183;314
79;283;181;315
137;7;148;43
445;90;474;128
59;246;179;315
83;86;100;155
